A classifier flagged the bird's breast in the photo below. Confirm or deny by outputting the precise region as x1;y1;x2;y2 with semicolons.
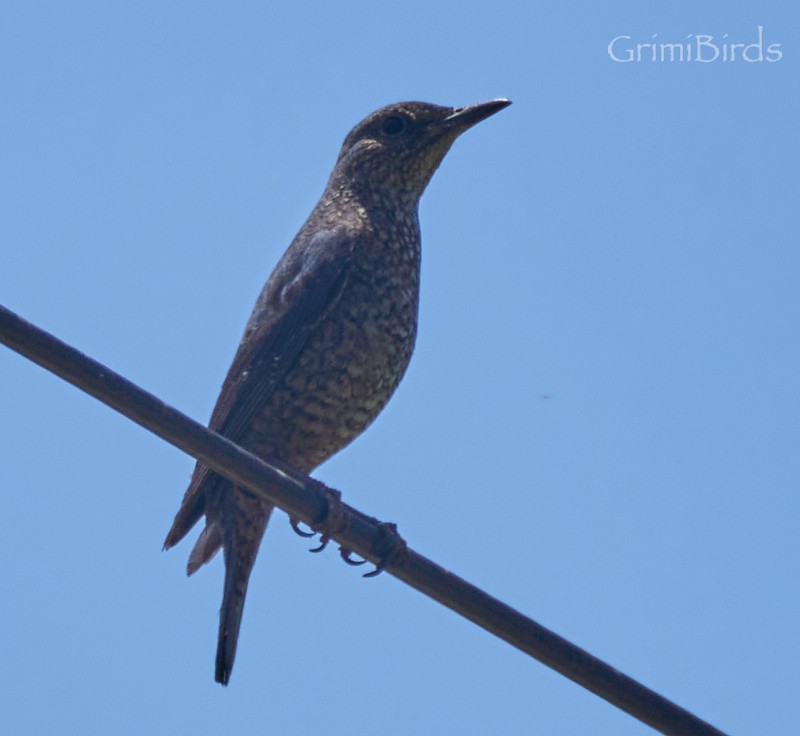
246;229;421;472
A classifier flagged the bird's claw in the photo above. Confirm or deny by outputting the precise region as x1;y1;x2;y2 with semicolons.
290;517;316;538
339;547;368;566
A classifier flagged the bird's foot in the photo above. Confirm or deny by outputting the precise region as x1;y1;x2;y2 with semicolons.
340;521;408;578
289;486;408;576
289;485;345;553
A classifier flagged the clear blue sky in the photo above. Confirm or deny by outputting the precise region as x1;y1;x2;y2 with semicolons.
2;2;797;735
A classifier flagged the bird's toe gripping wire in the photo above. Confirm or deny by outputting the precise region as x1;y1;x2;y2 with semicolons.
341;521;408;578
289;517;316;538
289;486;345;553
339;547;368;567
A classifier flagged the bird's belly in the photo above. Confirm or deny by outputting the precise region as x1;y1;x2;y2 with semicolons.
244;284;417;472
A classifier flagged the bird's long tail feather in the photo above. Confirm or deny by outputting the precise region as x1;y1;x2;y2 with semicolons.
216;541;249;685
214;496;273;685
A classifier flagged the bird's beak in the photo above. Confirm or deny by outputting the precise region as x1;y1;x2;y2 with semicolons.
442;98;512;132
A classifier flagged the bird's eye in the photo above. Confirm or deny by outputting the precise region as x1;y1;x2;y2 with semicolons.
381;115;407;137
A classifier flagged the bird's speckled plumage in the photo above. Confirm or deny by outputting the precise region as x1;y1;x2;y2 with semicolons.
164;99;511;684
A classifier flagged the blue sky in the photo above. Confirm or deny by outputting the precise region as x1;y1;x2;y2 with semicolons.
1;2;798;734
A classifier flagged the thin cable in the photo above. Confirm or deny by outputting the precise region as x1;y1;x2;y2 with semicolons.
0;303;729;736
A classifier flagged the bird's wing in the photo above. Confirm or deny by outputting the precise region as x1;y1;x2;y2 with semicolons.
164;226;355;547
209;228;354;442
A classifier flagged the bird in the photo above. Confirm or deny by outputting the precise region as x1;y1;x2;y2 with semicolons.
164;98;511;685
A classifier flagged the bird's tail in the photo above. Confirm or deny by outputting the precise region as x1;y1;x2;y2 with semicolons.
215;493;273;686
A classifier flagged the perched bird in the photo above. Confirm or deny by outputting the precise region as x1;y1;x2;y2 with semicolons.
164;98;511;684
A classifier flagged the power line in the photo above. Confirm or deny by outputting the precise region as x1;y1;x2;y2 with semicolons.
0;303;729;736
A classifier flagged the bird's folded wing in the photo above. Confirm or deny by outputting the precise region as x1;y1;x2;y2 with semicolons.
164;226;355;547
210;227;354;442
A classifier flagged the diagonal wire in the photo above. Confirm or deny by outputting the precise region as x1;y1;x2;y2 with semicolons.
0;303;729;736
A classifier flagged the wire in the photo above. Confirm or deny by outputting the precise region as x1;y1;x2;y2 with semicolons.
0;303;729;736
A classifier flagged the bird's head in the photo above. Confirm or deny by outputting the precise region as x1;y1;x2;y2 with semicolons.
331;99;511;203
